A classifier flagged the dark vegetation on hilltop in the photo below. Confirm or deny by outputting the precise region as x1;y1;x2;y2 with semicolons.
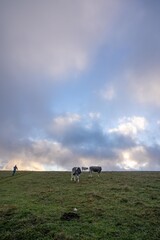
0;171;160;240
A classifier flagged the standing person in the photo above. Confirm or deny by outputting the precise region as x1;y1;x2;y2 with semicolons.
12;165;18;176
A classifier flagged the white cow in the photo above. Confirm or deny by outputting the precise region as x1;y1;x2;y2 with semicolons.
71;167;81;182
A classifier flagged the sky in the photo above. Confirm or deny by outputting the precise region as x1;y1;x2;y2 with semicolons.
1;0;160;171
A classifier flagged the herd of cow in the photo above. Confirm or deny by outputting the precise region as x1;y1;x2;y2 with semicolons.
71;166;102;182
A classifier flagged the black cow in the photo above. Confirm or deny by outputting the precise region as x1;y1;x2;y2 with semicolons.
82;167;88;171
89;166;102;177
71;167;81;182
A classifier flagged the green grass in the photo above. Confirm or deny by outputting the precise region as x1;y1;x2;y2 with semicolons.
0;171;160;240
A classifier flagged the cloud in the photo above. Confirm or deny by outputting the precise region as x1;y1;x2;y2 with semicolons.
3;158;45;171
1;1;160;172
0;0;121;78
126;70;160;107
108;116;148;137
1;113;160;171
48;113;106;146
99;85;116;101
52;114;81;127
88;112;101;120
2;139;76;171
117;146;148;170
102;1;160;110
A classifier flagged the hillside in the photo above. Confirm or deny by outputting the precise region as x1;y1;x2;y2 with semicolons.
0;171;160;240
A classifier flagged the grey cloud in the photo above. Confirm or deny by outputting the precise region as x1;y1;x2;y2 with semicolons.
97;0;160;110
48;116;136;148
0;0;119;77
0;0;121;147
1;120;160;171
1;1;160;171
144;145;160;170
115;0;160;69
0;75;53;142
47;116;137;162
1;113;139;170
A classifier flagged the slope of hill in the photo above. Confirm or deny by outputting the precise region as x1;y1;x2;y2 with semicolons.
0;171;160;240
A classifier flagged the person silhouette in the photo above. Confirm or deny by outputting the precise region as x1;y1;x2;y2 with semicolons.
12;165;18;176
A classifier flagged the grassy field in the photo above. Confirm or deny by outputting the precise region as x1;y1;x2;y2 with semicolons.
0;171;160;240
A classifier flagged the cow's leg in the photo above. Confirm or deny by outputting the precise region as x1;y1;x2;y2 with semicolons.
71;173;74;181
77;175;79;182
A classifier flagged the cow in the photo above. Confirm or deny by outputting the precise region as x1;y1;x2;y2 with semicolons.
82;167;88;171
71;167;81;182
89;166;102;177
